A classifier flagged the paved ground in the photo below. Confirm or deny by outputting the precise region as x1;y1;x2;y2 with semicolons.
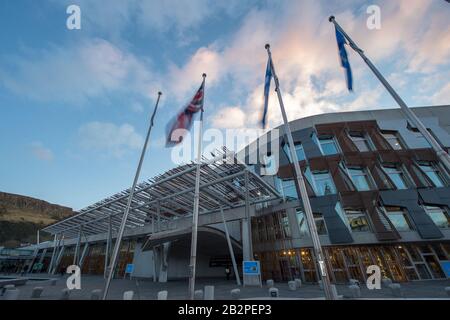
1;273;449;300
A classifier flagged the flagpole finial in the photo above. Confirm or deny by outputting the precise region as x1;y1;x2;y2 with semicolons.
265;44;270;50
202;73;207;78
328;16;335;22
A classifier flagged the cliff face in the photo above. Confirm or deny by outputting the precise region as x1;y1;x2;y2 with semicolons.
0;192;74;248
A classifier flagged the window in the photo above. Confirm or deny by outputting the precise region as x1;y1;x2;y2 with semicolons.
312;170;337;196
296;209;309;238
423;206;450;229
381;131;404;150
349;131;373;152
282;142;305;162
384;207;414;231
280;179;298;200
418;162;446;187
346;209;371;232
296;209;328;236
336;203;371;232
382;164;410;190
348;167;373;191
317;135;339;155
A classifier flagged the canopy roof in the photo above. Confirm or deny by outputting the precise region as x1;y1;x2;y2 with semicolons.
42;149;280;239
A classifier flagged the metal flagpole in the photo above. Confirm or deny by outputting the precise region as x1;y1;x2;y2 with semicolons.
102;91;162;300
329;16;450;173
188;73;206;300
265;44;335;300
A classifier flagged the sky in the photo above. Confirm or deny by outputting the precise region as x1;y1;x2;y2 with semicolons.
0;0;449;210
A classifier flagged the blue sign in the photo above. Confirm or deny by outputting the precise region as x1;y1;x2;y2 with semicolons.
243;261;260;275
441;261;450;278
125;263;134;274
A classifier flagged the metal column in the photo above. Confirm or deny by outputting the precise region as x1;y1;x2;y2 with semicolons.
244;170;253;259
48;234;58;274
220;208;241;286
73;226;82;265
104;216;112;278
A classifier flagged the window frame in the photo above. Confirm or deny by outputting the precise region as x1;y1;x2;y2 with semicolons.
417;161;447;188
348;130;374;152
314;133;340;156
423;205;450;229
381;130;405;150
311;170;337;196
383;206;415;232
346;165;375;191
381;163;413;190
282;141;306;163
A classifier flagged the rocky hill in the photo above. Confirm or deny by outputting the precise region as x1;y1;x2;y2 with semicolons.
0;192;74;248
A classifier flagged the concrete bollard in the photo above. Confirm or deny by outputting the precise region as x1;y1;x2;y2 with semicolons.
123;291;134;300
445;287;450;297
230;289;240;300
349;279;360;287
4;289;20;300
59;288;71;300
157;290;168;300
388;283;403;298
294;278;302;288
204;286;214;300
348;284;361;298
266;279;274;288
194;290;203;300
31;287;44;299
269;287;279;298
288;281;297;291
318;280;324;290
1;284;15;296
90;289;102;300
381;278;392;287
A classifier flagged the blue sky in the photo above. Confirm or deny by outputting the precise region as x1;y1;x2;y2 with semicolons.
0;0;449;210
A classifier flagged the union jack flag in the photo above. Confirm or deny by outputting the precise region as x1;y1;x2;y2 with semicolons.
166;79;205;146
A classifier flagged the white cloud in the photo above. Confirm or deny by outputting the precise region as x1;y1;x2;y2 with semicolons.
168;0;449;130
78;121;144;157
431;83;450;105
1;38;157;104
30;142;54;161
210;106;246;129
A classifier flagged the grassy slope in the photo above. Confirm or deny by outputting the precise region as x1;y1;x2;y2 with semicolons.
0;192;74;248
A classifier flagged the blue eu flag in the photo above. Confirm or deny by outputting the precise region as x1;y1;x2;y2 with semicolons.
335;26;353;91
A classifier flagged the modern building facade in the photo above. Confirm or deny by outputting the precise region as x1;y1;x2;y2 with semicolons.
17;105;450;284
247;105;450;283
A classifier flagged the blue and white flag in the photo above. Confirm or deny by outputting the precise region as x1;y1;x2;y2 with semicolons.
261;58;272;128
334;26;353;91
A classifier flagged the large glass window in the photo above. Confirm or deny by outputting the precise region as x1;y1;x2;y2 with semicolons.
382;164;410;189
280;179;298;200
418;162;446;187
318;135;339;155
296;209;328;236
381;131;404;150
349;131;373;152
424;206;450;229
312;170;337;196
282;142;305;162
348;167;372;191
336;203;371;232
384;207;414;231
346;209;371;232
